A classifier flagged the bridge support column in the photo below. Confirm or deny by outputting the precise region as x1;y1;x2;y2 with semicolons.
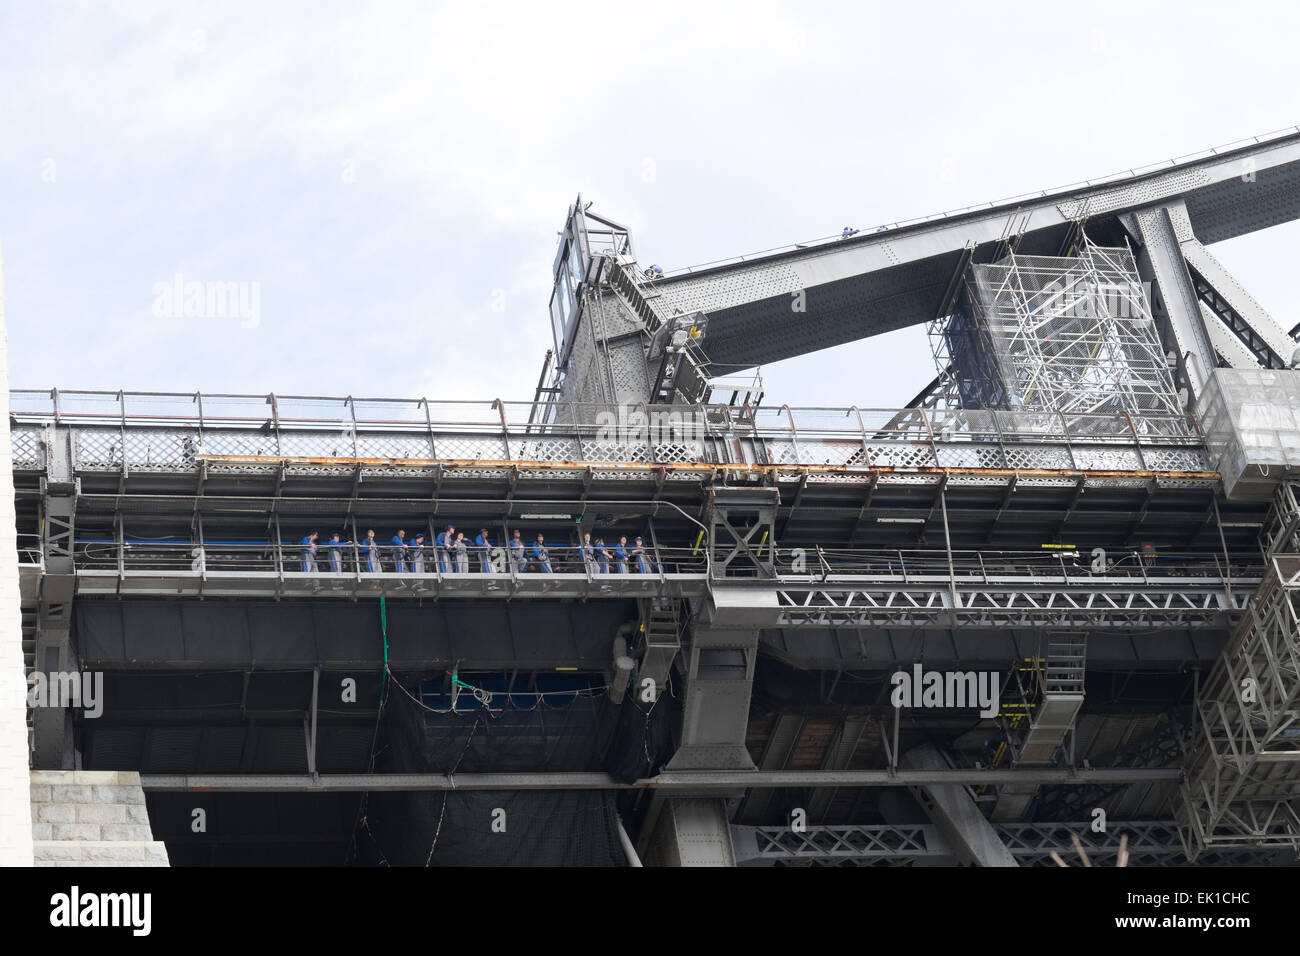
640;797;737;867
902;743;1018;867
33;428;77;770
1124;200;1217;404
666;624;760;772
648;529;781;864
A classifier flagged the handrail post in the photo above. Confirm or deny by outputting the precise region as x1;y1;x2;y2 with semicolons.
195;391;205;460
1124;412;1148;471
273;514;284;581
920;406;940;467
118;390;128;476
269;393;282;456
494;399;511;459
421;397;436;460
1058;411;1078;471
350;514;362;591
346;396;359;458
1212;496;1233;607
851;405;871;467
781;404;799;463
990;406;1009;468
939;483;959;614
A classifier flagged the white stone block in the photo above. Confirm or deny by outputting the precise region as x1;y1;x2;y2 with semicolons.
37;804;75;824
51;823;101;841
76;803;128;824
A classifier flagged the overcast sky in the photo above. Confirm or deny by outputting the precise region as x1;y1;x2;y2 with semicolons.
2;1;1297;411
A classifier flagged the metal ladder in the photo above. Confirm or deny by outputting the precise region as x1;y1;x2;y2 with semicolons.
637;597;683;689
1044;633;1088;696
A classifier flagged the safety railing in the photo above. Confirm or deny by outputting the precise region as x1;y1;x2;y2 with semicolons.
70;540;709;578
9;390;1210;474
771;546;1262;585
16;532;43;569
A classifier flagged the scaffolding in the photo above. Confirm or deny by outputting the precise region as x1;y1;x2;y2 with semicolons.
1178;482;1300;858
933;242;1184;424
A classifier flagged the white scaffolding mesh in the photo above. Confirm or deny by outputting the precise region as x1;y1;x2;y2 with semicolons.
940;242;1183;421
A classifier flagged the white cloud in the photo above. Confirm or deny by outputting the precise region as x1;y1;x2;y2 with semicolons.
1;0;1298;410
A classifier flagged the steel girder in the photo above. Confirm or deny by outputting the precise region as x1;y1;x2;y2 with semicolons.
139;767;1183;791
772;575;1251;629
732;821;1290;867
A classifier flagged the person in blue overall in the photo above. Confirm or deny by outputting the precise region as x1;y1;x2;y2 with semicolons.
411;533;426;574
631;536;652;574
437;525;455;573
509;529;527;574
327;533;345;573
581;533;598;575
474;528;494;572
614;535;629;574
595;537;611;574
362;530;380;573
532;533;553;573
299;532;318;573
390;529;408;573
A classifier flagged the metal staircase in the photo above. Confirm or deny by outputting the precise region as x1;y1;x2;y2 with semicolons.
992;632;1087;820
637;597;684;689
608;260;666;334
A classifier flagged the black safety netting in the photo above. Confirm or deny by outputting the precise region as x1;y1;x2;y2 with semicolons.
353;787;625;867
349;671;675;866
603;673;676;784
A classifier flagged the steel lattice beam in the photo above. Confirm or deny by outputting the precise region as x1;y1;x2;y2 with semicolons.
733;821;1292;866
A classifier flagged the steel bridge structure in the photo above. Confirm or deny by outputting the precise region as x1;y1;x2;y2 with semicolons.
8;126;1300;866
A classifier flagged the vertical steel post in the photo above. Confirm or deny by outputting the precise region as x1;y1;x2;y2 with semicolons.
939;482;959;613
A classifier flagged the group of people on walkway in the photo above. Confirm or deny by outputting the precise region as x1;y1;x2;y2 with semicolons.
296;528;657;575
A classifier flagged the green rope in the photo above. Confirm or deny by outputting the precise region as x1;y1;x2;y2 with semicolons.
379;595;389;703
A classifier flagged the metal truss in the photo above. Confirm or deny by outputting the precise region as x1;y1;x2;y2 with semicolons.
59;559;1251;630
708;486;778;578
773;575;1251;629
732;821;1288;867
1179;484;1300;858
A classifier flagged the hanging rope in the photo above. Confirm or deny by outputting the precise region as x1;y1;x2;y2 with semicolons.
379;595;389;704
